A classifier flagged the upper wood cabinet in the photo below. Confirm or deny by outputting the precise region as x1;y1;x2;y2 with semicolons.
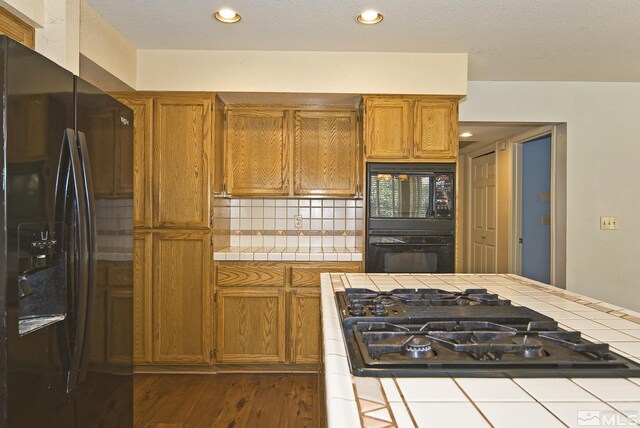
0;7;35;49
80;103;134;198
413;98;459;159
113;95;153;228
6;95;48;162
153;95;212;228
225;109;288;196
364;97;411;159
364;95;460;161
293;111;358;197
223;107;360;197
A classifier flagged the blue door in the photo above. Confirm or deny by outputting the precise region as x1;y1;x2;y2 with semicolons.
521;135;551;283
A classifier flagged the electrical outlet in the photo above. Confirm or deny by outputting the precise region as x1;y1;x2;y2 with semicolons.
600;216;619;230
294;215;303;229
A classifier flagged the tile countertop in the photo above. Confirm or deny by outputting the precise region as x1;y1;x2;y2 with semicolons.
213;246;363;262
320;273;640;428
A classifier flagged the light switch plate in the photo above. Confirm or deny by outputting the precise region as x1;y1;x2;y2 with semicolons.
600;216;619;230
294;215;303;229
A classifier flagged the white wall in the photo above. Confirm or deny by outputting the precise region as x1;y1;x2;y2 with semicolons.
79;1;136;87
138;50;467;95
460;81;640;311
0;0;44;27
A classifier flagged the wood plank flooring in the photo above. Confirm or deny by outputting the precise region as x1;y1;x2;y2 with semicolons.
134;373;321;428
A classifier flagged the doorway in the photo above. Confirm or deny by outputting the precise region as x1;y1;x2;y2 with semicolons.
459;122;567;287
470;152;497;273
520;135;551;283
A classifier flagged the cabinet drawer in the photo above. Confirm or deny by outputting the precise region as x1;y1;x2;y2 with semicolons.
216;263;285;287
290;262;362;287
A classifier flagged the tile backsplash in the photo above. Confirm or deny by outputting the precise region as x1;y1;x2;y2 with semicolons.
227;198;363;248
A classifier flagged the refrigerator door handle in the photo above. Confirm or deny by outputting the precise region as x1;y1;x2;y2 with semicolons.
76;131;96;385
54;129;90;393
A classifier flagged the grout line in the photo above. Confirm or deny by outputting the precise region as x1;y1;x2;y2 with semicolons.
392;378;419;428
450;378;495;428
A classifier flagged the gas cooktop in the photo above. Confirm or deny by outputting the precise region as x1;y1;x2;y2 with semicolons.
335;288;640;377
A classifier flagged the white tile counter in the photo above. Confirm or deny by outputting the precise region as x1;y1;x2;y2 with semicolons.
213;246;363;262
321;273;640;428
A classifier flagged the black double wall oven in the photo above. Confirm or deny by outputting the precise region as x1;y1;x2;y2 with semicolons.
366;163;455;273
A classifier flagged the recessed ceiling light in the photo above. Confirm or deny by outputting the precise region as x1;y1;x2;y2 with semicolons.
357;10;383;25
213;8;241;23
460;132;473;138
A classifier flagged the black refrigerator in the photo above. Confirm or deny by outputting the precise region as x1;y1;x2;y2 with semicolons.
0;36;133;427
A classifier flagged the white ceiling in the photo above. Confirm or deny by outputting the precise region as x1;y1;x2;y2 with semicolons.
86;0;640;82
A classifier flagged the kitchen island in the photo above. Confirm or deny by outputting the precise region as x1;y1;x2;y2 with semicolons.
321;273;640;427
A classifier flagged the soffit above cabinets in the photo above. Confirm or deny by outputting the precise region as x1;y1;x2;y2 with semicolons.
86;0;640;82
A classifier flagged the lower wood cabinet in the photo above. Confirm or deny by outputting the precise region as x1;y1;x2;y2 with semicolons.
152;231;212;364
289;289;321;364
214;261;361;367
89;261;134;367
216;289;286;363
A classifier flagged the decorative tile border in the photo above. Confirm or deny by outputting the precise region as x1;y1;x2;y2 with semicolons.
230;229;360;236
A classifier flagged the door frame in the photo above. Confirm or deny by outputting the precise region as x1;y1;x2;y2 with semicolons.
461;142;499;273
511;124;567;287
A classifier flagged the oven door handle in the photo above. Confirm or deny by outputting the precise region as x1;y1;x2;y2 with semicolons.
369;243;452;247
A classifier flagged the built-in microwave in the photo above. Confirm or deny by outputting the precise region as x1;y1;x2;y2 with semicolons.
366;163;456;273
366;163;455;232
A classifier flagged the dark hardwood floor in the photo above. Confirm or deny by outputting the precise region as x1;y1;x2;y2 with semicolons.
134;373;321;428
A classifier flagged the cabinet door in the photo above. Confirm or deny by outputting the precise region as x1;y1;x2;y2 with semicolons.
89;287;107;364
133;232;152;363
6;95;48;161
413;98;459;159
364;98;411;159
289;289;320;364
153;96;212;228
0;7;35;48
114;95;153;227
84;109;118;196
226;110;288;196
153;232;212;364
293;111;358;196
107;288;133;365
216;289;286;363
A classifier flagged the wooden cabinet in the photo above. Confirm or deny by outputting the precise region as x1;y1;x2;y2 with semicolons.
216;289;286;363
133;232;152;364
364;98;411;159
113;95;153;228
0;7;35;49
152;231;212;364
81;106;135;198
107;288;134;365
413;98;459;159
223;107;360;197
153;95;212;228
110;92;217;369
89;261;134;367
214;261;361;366
293;111;358;196
6;95;48;161
85;110;118;196
289;289;320;364
225;109;288;196
364;95;460;161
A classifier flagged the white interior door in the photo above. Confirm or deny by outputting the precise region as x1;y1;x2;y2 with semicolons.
471;152;497;273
